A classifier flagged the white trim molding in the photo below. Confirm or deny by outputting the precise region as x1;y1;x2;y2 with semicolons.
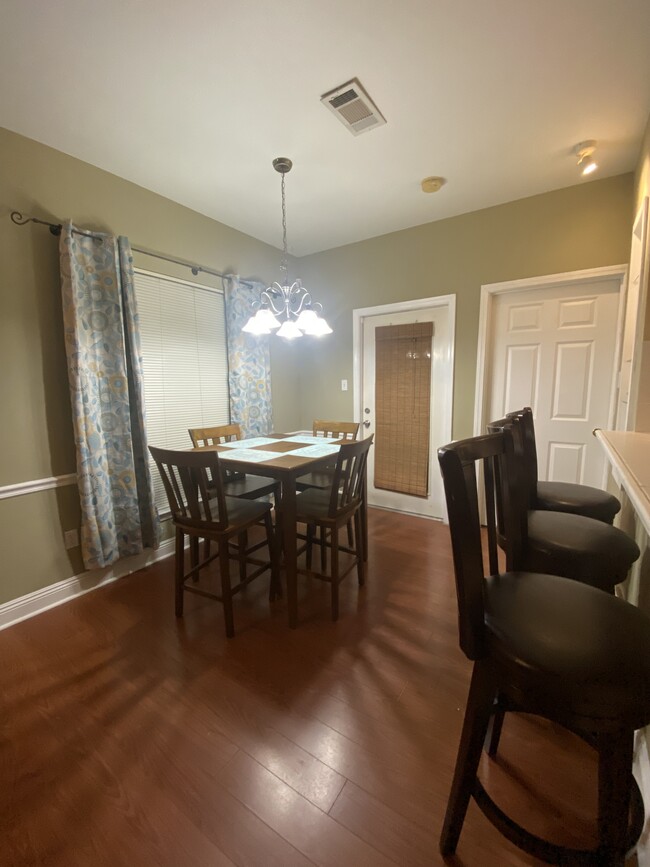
352;293;456;431
0;473;77;501
0;535;177;631
352;294;456;522
473;265;628;438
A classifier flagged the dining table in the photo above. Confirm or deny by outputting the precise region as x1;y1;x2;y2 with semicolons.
191;432;367;628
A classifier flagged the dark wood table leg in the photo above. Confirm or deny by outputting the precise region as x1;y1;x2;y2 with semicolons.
281;472;299;628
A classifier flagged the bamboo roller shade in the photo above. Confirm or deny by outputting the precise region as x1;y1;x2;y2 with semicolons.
374;322;433;498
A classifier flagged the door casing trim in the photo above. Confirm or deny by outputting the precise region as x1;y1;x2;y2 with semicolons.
352;294;456;519
473;265;628;442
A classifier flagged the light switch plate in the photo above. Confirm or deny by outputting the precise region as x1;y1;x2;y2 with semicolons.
341;379;348;391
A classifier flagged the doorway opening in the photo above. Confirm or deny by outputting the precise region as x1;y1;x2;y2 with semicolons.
353;295;455;520
474;265;627;489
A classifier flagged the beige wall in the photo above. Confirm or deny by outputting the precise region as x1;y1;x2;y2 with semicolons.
0;125;637;610
295;175;634;437
0;127;299;606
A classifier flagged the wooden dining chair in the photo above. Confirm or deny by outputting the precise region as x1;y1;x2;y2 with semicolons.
149;446;280;638
296;420;361;555
295;436;372;621
487;415;639;593
188;423;279;503
296;420;360;488
507;406;621;523
438;428;650;864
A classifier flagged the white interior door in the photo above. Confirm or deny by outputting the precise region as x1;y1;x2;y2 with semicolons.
359;303;453;519
486;276;623;487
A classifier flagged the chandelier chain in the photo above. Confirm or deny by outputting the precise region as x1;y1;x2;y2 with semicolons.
280;172;288;277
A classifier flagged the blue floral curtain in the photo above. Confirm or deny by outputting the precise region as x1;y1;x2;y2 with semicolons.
59;222;160;569
224;275;273;436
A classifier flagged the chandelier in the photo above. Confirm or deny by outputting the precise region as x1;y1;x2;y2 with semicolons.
242;158;332;339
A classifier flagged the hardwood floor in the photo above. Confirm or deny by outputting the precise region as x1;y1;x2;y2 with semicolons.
0;509;616;865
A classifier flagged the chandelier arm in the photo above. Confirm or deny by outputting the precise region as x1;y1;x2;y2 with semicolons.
288;287;312;317
259;285;286;316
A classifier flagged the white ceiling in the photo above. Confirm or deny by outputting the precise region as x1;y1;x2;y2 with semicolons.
2;0;650;256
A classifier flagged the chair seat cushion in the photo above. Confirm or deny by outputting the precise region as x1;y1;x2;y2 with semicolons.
222;474;278;500
296;469;334;491
536;480;620;524
295;487;332;520
177;495;271;533
485;571;650;725
524;510;640;591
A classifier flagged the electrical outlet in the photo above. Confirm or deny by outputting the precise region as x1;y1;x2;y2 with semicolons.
64;529;79;550
341;379;348;391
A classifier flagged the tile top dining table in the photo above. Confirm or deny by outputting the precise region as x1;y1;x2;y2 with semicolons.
192;433;344;628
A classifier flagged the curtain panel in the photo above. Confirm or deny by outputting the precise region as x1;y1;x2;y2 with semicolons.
224;276;273;436
59;222;160;569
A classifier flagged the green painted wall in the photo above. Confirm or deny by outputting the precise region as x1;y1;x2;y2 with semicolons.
0;125;637;610
0;126;299;605
294;174;635;437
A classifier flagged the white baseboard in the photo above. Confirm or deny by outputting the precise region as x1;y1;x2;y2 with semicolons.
0;536;177;631
635;730;650;867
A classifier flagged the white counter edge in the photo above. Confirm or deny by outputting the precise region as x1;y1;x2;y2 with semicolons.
594;430;650;536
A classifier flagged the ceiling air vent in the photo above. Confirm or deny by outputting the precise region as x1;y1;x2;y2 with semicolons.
320;78;386;136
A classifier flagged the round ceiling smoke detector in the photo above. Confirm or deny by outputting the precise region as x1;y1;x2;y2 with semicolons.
421;176;446;193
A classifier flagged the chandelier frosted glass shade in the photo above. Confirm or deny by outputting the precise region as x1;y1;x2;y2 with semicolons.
242;279;332;340
242;157;333;340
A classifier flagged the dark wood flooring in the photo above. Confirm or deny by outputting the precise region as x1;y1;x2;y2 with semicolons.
0;509;622;865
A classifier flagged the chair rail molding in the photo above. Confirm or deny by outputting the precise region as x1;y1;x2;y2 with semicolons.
0;473;77;501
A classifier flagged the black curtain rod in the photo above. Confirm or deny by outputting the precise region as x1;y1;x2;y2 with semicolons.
10;210;255;287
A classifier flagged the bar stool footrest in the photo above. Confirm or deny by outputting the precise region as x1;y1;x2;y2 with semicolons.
472;776;643;865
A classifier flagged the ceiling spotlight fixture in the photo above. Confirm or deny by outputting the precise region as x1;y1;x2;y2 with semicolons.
242;158;332;340
421;176;446;193
575;140;598;176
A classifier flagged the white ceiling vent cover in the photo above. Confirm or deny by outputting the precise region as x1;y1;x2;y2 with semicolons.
320;78;386;136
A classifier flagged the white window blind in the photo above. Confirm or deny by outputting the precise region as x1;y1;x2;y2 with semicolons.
135;269;230;511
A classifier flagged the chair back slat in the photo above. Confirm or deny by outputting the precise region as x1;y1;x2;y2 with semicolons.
505;407;538;506
188;423;241;448
313;420;360;441
486;416;529;570
437;429;520;660
328;436;373;516
483;454;499;577
149;446;229;530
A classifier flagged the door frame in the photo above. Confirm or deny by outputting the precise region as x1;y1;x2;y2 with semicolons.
352;294;456;518
617;197;649;430
473;265;628;442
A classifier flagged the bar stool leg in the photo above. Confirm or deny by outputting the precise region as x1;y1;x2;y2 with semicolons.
597;729;634;866
440;660;497;856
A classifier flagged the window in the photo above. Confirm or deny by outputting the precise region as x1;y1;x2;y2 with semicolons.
135;269;230;512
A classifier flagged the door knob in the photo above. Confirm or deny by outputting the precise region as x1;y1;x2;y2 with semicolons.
363;420;371;428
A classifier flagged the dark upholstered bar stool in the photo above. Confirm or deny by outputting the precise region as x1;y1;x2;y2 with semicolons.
507;407;620;523
438;429;650;865
488;415;639;593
